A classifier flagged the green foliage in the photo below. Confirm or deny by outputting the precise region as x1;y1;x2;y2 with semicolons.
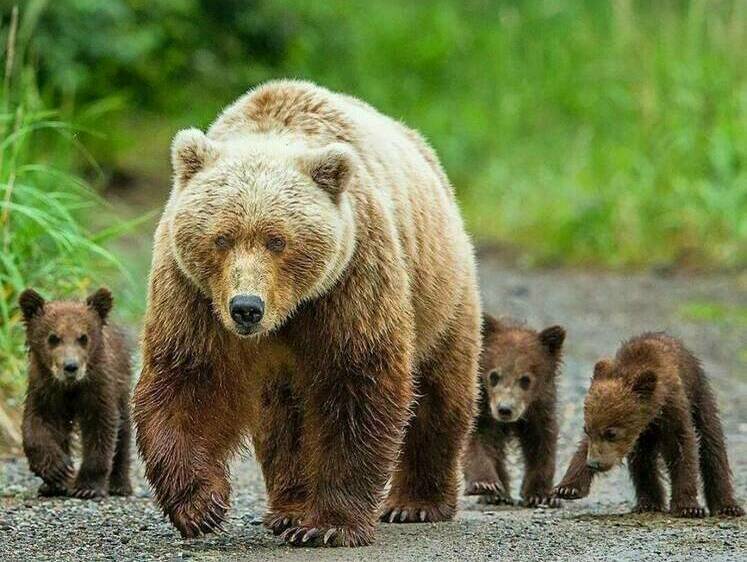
9;0;746;268
0;8;143;396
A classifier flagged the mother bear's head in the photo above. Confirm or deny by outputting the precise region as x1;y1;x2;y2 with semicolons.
166;128;358;337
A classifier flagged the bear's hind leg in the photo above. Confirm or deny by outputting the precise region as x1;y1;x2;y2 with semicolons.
382;313;479;523
253;380;308;535
108;400;133;496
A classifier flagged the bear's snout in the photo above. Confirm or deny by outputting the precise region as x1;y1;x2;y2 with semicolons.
229;294;265;332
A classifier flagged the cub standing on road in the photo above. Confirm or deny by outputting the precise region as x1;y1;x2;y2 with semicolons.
464;315;565;507
19;288;133;498
554;332;744;517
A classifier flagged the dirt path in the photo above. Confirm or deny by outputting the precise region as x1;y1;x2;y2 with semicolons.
1;257;745;561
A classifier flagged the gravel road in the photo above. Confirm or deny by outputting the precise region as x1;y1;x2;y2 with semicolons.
1;256;745;561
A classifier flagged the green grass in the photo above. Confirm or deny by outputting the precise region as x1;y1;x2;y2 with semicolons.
0;8;143;398
679;301;747;327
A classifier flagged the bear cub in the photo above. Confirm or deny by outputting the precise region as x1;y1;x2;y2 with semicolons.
554;332;744;517
464;315;565;507
19;288;133;498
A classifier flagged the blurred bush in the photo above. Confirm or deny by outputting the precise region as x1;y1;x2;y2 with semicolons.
2;0;746;268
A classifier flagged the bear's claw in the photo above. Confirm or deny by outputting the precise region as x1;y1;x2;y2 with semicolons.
264;513;300;535
522;495;561;508
673;506;706;518
71;486;107;499
380;502;454;523
553;484;587;500
465;481;505;497
716;505;745;517
172;491;229;538
280;524;370;547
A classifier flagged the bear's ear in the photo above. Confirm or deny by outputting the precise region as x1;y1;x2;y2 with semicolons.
592;358;613;381
481;314;503;339
171;128;218;187
539;325;565;357
87;287;113;322
631;370;657;399
299;143;356;198
19;289;45;323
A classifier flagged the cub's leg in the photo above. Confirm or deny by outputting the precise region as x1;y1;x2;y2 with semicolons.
279;347;413;547
693;377;745;517
253;379;307;535
72;393;118;499
661;400;705;518
464;434;509;501
553;437;594;500
627;427;665;513
22;405;74;497
108;398;133;496
382;307;479;524
518;407;560;507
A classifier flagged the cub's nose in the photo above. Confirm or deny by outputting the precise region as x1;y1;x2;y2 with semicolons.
63;360;79;376
497;406;513;418
229;295;264;329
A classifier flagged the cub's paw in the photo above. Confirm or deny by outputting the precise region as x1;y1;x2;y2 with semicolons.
633;501;664;514
716;505;745;518
38;482;68;497
108;483;133;497
522;495;561;508
672;505;706;518
264;512;302;535
478;494;515;506
380;502;455;523
171;491;230;538
71;485;107;499
37;459;75;488
280;524;373;547
553;483;589;500
465;481;504;496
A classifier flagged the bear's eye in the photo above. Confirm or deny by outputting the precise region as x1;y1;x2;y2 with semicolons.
78;334;88;346
48;334;61;347
518;374;532;390
266;236;286;253
488;370;500;387
214;235;233;250
603;428;618;441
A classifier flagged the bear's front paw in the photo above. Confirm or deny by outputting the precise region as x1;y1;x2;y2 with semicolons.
36;458;75;488
672;505;706;518
716;505;745;517
38;482;68;497
380;502;455;523
280;523;374;547
633;500;664;514
71;485;107;499
108;482;133;497
553;482;589;500
522;494;561;508
264;512;302;535
171;491;230;538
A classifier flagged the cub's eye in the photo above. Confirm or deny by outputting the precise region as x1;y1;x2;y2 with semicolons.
603;428;618;441
266;236;286;253
518;374;532;390
214;235;233;250
78;334;88;346
48;334;61;346
488;370;500;387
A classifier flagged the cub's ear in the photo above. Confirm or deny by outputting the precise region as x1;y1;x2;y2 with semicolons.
481;314;503;339
19;289;45;323
632;370;657;399
539;325;565;356
592;358;613;381
299;143;356;198
171;128;218;187
87;287;113;322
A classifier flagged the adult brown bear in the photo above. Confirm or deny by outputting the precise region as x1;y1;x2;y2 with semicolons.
133;80;481;547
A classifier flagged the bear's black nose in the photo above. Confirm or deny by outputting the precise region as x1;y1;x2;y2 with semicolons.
586;459;602;471
498;406;513;418
229;295;265;329
63;360;79;375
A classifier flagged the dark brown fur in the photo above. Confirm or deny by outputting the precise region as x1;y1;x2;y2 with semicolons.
464;316;565;507
554;332;744;517
19;288;133;498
